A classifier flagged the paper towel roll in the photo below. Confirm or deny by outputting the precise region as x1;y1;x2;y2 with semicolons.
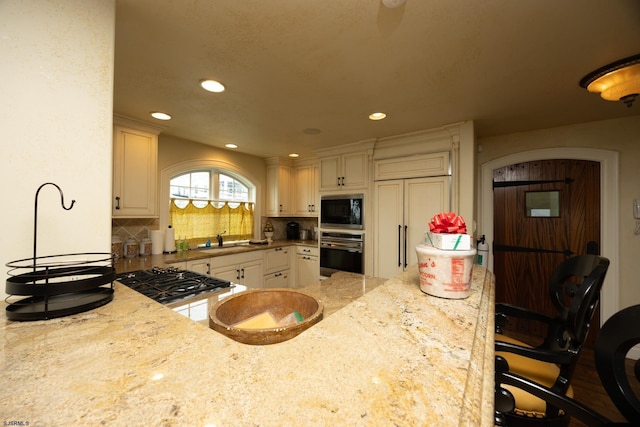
150;230;164;255
164;226;176;253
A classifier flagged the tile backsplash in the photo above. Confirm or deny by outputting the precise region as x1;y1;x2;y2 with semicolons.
113;217;319;244
112;218;159;243
262;217;319;241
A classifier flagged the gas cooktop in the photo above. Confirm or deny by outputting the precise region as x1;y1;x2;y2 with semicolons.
116;267;232;305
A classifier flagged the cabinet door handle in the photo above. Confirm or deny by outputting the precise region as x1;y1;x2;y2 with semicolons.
341;177;345;186
311;204;315;212
241;268;245;279
337;177;341;186
236;269;240;280
206;262;210;276
279;204;283;212
115;196;121;210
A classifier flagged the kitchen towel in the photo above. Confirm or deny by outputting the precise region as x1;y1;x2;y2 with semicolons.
163;226;176;253
150;229;164;255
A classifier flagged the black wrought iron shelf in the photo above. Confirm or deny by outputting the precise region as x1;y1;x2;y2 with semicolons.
4;183;115;321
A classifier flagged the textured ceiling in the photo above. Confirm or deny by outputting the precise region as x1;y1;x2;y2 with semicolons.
114;0;640;159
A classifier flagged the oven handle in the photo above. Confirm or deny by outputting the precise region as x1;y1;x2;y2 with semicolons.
321;241;363;252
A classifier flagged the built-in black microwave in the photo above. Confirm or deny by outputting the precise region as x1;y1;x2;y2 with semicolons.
320;194;364;230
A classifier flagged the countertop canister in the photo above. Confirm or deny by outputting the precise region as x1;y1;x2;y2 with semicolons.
124;238;138;259
139;238;152;256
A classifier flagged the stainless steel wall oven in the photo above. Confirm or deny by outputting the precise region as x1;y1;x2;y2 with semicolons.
320;231;364;277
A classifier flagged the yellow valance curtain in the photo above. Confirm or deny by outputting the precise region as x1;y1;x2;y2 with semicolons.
170;199;254;244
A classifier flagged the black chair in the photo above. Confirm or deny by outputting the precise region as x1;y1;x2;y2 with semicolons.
495;254;610;426
496;304;640;426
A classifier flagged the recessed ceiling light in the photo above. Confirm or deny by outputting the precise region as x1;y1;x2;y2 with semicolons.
150;111;172;120
288;153;300;158
303;128;321;135
200;79;226;93
369;112;387;121
225;143;238;149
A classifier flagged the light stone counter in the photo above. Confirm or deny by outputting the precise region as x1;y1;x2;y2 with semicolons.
1;265;494;426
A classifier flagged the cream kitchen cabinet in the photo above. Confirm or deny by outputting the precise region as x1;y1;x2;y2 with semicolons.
112;118;162;218
263;246;290;288
263;247;290;274
263;269;290;288
319;151;368;191
266;160;293;216
210;251;263;289
186;258;211;276
295;245;319;288
293;162;319;216
373;176;450;279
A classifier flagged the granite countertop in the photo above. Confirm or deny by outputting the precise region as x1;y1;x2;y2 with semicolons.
0;265;494;426
115;239;318;273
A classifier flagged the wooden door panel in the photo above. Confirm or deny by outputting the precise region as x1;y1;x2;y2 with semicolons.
494;159;601;342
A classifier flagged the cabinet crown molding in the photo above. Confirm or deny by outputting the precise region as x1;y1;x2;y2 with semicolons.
114;114;166;135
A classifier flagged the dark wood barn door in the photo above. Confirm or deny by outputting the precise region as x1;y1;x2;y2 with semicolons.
493;159;601;343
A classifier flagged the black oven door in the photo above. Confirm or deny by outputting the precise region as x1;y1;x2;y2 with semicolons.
320;233;364;276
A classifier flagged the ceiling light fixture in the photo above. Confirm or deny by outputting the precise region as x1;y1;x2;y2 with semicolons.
288;153;299;158
579;54;640;108
150;111;172;120
303;128;321;135
200;79;226;93
225;143;238;149
369;112;387;121
382;0;407;8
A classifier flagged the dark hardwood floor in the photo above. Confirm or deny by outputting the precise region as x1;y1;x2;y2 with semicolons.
567;345;627;426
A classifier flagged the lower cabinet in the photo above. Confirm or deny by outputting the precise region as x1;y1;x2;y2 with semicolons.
210;251;263;289
264;270;290;288
263;247;291;288
296;245;319;288
186;258;211;276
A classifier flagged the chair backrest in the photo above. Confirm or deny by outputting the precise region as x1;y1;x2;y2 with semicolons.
544;255;610;351
594;304;640;424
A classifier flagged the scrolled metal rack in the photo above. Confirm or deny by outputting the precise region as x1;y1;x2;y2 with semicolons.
4;183;115;321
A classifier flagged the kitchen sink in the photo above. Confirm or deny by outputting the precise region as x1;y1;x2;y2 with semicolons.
197;243;252;254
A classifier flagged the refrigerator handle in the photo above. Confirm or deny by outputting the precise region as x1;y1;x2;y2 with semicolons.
404;225;408;268
397;225;402;267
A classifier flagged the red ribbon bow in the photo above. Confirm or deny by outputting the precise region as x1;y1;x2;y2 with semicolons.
428;212;467;234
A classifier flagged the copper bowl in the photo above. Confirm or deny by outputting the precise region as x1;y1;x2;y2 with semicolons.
209;288;324;345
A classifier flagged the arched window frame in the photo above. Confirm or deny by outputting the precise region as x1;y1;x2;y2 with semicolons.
160;159;263;241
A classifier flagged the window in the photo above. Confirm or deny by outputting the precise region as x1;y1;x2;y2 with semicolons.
169;169;255;245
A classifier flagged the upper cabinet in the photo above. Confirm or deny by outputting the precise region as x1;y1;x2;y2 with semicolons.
319;151;368;191
265;158;293;216
112;116;164;218
314;141;375;193
293;161;319;216
266;157;320;217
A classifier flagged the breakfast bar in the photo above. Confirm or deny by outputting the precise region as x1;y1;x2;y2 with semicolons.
0;265;494;426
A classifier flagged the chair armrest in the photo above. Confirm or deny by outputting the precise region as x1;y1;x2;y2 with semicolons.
495;339;575;366
496;303;555;325
495;303;555;334
495;364;611;426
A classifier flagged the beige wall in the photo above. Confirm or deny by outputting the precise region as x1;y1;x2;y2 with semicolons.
1;0;115;300
476;115;640;310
